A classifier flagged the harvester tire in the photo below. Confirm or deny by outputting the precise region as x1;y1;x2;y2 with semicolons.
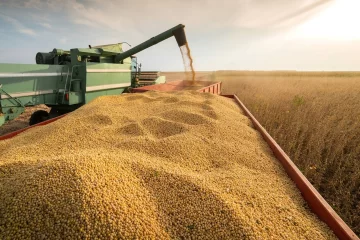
49;108;65;118
29;110;50;126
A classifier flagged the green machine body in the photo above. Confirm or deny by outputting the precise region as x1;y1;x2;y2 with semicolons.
0;24;187;126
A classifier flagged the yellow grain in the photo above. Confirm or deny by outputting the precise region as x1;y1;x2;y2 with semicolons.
0;91;336;239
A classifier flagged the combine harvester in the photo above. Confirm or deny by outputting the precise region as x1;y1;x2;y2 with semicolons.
0;24;188;126
0;24;358;240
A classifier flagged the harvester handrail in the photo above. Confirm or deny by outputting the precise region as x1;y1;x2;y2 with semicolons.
0;84;24;107
62;66;71;103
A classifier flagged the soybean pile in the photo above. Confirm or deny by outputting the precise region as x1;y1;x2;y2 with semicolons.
0;91;336;239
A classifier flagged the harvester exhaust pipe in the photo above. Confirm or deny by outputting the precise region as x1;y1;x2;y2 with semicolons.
115;24;186;63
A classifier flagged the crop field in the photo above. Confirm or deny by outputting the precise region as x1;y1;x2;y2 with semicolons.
171;70;359;235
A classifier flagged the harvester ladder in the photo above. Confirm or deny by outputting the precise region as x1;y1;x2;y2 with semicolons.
62;65;80;104
60;66;70;104
68;65;81;94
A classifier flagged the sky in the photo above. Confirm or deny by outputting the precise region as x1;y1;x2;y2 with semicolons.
0;0;360;71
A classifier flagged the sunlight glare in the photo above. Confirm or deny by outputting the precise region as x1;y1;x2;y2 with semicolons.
292;0;360;40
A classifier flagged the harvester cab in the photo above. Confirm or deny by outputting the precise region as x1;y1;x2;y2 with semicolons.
0;24;187;127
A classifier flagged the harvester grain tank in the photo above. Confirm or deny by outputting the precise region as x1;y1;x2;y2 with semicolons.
0;24;187;126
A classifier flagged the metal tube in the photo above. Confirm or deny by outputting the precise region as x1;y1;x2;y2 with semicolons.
115;24;186;62
53;49;70;56
35;52;55;64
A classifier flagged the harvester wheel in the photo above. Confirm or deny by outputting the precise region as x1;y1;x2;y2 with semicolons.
29;110;50;126
49;108;64;118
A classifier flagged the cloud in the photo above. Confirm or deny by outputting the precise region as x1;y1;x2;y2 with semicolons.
1;0;356;71
0;13;37;36
23;0;42;9
1;0;43;9
30;13;50;21
269;0;333;27
0;0;334;34
230;0;334;29
18;28;37;36
38;22;52;29
59;37;67;44
72;18;98;28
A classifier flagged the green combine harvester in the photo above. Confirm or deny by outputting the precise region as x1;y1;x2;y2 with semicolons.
0;24;187;126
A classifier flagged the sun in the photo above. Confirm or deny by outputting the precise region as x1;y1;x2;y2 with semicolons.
292;0;360;40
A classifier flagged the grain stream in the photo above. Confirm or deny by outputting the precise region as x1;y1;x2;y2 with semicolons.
0;91;336;239
180;43;196;81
